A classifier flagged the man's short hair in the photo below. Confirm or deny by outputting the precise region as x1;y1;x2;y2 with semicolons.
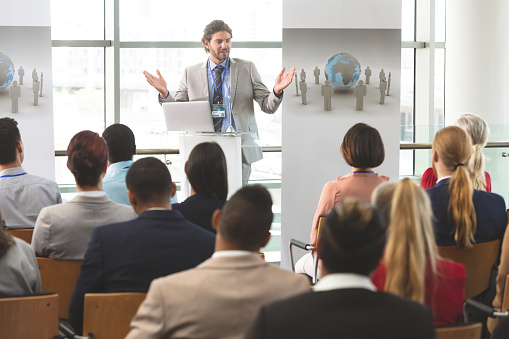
0;118;21;165
218;185;273;251
102;123;136;164
201;20;233;53
320;199;386;276
126;157;172;204
67;130;108;187
341;123;385;169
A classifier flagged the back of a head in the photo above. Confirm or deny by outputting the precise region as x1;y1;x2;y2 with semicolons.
433;126;476;248
455;113;489;191
102;123;136;164
0;118;21;165
186;142;228;200
320;199;386;276
382;178;438;303
341;123;385;169
218;185;273;251
67;130;108;188
371;182;397;225
126;157;172;205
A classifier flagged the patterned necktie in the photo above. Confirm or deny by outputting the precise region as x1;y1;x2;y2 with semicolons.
213;65;224;132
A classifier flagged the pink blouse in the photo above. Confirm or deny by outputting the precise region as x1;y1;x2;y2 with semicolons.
310;172;389;245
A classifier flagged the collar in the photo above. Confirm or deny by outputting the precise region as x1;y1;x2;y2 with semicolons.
314;273;376;292
146;208;169;211
436;176;451;184
0;167;26;176
75;191;107;197
208;57;229;70
212;250;252;258
107;160;134;173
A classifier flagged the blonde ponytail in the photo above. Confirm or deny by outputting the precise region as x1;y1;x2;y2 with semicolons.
383;178;437;304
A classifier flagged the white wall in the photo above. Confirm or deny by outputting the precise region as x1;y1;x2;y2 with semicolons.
280;0;402;269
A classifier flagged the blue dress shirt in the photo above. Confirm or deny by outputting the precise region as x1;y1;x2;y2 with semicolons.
207;58;236;132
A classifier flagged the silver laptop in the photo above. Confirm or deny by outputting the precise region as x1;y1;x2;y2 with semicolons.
162;101;214;132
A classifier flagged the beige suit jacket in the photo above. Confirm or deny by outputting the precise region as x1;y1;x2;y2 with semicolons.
162;58;282;164
126;253;310;339
31;194;137;260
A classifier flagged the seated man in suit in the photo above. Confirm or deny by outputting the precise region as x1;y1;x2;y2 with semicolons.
0;118;61;229
246;199;435;339
68;157;216;334
126;185;310;339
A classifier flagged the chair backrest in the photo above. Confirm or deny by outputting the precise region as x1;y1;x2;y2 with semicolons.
438;239;500;299
317;216;326;241
82;292;147;338
436;322;482;339
5;228;34;244
37;257;82;319
0;294;59;339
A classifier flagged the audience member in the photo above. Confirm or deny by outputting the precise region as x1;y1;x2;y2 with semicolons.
246;199;435;339
426;126;506;247
296;122;388;276
371;179;466;325
0;209;41;297
490;219;509;334
32;131;137;260
173;142;228;233
0;118;61;229
126;185;309;339
420;113;491;191
69;157;215;334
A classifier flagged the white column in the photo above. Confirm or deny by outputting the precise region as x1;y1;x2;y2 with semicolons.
445;0;509;125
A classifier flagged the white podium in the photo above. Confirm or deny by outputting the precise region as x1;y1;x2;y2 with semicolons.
179;132;242;200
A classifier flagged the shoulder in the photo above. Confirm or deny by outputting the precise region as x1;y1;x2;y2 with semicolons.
12;237;34;255
231;58;254;66
261;264;310;288
185;61;206;72
473;189;505;208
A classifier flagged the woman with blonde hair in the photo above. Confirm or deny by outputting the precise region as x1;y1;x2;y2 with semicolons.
371;178;466;325
420;113;491;191
426;126;506;247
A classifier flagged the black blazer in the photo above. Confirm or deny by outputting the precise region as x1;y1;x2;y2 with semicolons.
172;194;226;233
245;288;435;339
426;178;507;246
68;209;215;334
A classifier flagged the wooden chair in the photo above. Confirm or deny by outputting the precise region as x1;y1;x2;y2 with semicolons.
0;294;59;339
37;257;83;318
435;322;482;339
82;292;146;338
438;239;500;299
5;228;34;244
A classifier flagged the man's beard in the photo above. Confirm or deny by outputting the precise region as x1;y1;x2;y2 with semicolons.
211;48;229;62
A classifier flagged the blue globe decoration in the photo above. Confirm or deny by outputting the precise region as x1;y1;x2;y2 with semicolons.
0;52;15;90
324;52;361;89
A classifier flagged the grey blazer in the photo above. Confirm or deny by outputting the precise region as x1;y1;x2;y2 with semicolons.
31;194;137;260
161;58;282;164
126;253;310;339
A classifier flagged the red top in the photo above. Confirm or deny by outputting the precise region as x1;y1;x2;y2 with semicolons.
371;257;466;326
419;167;491;192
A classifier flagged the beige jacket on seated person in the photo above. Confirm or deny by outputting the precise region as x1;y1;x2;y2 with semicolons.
126;252;310;339
31;193;137;260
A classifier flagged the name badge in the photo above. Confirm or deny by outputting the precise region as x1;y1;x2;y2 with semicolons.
212;104;226;118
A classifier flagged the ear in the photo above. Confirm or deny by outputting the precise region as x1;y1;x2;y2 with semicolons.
66;161;71;171
133;144;137;156
170;182;177;198
260;231;271;248
127;189;137;208
184;161;188;174
211;209;221;232
203;40;210;52
102;162;108;174
432;149;438;163
16;141;23;154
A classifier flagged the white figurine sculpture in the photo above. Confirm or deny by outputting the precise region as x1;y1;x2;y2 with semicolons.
365;66;372;84
300;68;306;82
9;81;21;113
379;68;385;88
18;66;24;85
300;80;308;105
33;77;40;106
354;80;367;111
32;68;37;88
386;72;391;96
379;77;387;104
321;80;334;111
295;73;299;96
313;66;320;84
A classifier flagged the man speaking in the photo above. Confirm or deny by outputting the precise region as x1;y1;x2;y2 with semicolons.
143;20;295;185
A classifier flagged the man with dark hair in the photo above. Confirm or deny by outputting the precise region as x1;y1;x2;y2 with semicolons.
101;123;136;205
126;185;310;339
0;118;61;229
143;19;296;185
69;157;215;334
246;199;435;339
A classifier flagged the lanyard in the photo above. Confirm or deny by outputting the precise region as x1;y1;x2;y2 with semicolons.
208;58;229;102
0;172;27;178
352;171;374;174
